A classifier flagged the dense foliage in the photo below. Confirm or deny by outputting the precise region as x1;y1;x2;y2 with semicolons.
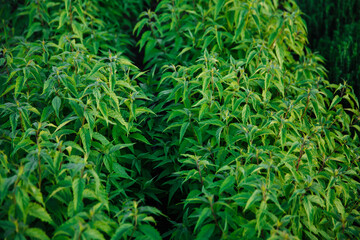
296;0;360;98
0;0;359;239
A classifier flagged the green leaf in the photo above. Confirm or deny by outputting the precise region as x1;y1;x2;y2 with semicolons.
15;76;25;97
329;95;342;110
52;96;61;118
244;189;261;212
215;0;225;19
84;110;95;130
139;225;161;240
275;44;284;69
28;203;53;224
219;175;235;194
130;133;151;145
54;118;77;133
178;47;192;57
0;84;15;97
195;207;211;232
89;62;107;77
334;198;345;216
242;104;250;123
195;224;215;240
305;149;313;166
58;11;67;29
112;163;132;180
303;196;314;225
109;143;134;154
25;228;50;240
180;122;190;143
234;9;248;40
110;110;129;131
72;22;83;42
111;224;132;240
280;125;286;147
199;103;208;121
200;119;225;127
216;126;224;144
26;22;41;39
11;139;34;157
80;126;91;156
268;19;283;47
72;178;85;214
133;18;148;36
83;229;105;240
311;98;320;118
246;50;257;66
99;101;108;123
65;0;71;16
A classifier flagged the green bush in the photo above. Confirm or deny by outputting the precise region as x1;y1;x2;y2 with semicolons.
1;0;359;239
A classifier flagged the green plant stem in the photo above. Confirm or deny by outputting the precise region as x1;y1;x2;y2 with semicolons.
296;139;306;170
210;199;222;234
195;158;203;186
301;90;311;121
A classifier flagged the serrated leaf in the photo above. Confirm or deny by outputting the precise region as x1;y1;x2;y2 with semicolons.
329;95;341;110
179;122;190;143
130;133;151;145
234;10;248;40
215;0;225;19
303;196;314;225
26;22;41;39
178;47;192;57
109;143;134;154
65;0;71;16
83;228;105;240
11;139;34;157
334;198;345;216
15;76;25;97
0;84;15;97
28;203;53;224
244;189;261;212
99;101;108;123
89;62;107;77
111;223;132;240
275;44;284;69
52;96;61;118
246;50;257;66
25;228;50;240
79;126;91;156
195;207;211;232
58;11;67;29
242;104;250;123
133;18;148;36
200;119;225;127
72;178;85;214
216;126;224;144
311;99;320;118
139;225;161;240
199;103;208;121
195;224;215;240
219;175;235;194
112;163;132;179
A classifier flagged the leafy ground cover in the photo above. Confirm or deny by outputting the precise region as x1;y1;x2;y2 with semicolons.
0;0;359;239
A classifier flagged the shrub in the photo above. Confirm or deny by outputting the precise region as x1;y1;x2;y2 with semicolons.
0;1;162;239
1;0;359;239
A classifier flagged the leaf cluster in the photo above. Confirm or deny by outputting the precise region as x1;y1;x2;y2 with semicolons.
0;0;359;239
